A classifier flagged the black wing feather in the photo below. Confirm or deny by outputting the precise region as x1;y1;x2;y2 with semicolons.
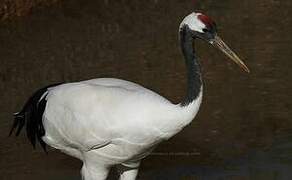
10;83;62;152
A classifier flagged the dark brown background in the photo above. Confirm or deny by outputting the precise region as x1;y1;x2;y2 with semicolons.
0;0;291;179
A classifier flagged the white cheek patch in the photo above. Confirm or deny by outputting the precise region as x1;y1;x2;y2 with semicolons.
179;12;206;33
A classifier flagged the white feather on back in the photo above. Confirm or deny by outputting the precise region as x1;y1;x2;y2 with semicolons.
42;78;202;163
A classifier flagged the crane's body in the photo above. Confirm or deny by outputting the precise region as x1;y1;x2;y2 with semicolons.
10;12;248;180
43;78;201;166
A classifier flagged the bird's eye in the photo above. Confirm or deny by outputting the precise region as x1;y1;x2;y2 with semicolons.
202;28;208;33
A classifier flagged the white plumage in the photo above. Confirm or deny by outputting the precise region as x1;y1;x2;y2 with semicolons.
43;78;202;179
11;12;248;180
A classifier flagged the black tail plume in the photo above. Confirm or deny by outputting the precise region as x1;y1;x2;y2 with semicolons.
10;83;62;152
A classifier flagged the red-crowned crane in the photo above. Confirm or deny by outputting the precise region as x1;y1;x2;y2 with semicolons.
10;12;249;180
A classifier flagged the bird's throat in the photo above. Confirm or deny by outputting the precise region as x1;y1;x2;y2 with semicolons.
179;26;202;106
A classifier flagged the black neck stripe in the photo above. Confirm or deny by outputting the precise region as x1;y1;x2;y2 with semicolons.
180;25;202;106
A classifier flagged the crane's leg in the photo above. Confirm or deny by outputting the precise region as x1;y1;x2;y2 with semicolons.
81;163;110;180
81;151;112;180
117;162;140;180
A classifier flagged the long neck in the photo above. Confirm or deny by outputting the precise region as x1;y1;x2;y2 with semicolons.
179;25;202;106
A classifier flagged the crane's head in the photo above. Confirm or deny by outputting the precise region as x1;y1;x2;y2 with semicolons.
180;12;249;73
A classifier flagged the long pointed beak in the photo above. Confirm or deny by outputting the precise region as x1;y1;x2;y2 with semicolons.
210;35;250;73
